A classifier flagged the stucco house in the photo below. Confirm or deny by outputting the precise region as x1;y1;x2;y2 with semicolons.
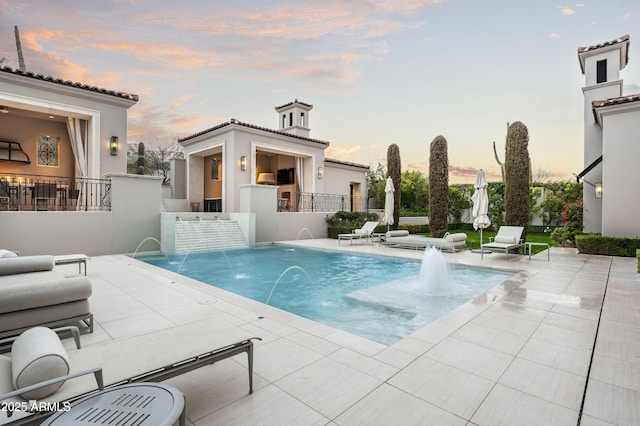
1;65;371;253
577;35;640;238
1;66;163;256
175;99;369;215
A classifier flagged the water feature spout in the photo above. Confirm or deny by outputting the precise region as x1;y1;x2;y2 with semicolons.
132;237;162;258
296;228;314;240
266;265;312;305
418;248;449;293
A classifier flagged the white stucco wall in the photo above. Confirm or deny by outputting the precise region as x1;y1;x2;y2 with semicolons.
580;50;624;234
1;174;162;256
599;107;640;238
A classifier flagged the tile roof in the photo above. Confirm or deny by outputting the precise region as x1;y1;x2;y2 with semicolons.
0;66;139;102
592;94;640;109
578;34;629;54
325;157;370;170
178;118;330;146
577;34;630;74
591;94;640;122
274;99;313;111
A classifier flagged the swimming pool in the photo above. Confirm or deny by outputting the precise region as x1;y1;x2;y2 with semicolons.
138;246;512;345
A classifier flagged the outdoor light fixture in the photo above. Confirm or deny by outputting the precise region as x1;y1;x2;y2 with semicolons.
0;106;8;114
240;155;247;171
257;172;276;185
110;136;118;156
317;166;324;179
595;182;603;198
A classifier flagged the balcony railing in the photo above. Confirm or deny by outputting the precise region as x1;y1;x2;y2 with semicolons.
277;191;367;212
0;172;111;211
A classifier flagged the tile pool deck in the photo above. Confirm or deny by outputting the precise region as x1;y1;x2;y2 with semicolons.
55;240;638;425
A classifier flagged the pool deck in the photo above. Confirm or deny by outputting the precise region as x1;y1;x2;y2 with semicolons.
54;239;639;425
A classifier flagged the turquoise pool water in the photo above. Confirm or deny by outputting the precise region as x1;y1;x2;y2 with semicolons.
138;246;512;345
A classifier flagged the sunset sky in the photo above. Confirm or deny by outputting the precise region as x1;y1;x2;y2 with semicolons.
1;1;639;183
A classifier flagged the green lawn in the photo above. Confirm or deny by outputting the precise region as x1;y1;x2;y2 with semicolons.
425;229;553;254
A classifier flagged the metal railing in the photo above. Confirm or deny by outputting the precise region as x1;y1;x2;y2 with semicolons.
277;191;367;212
0;172;111;211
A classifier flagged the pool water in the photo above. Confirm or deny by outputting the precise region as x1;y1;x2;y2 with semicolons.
138;246;512;345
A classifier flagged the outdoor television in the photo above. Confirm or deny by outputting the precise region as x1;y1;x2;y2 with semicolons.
277;168;295;185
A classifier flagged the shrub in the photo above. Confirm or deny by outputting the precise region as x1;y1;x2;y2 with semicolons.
576;234;640;257
429;135;449;238
387;144;402;229
550;227;573;247
325;211;379;227
504;121;531;242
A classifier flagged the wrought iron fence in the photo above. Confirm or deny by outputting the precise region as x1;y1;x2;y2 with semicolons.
277;191;367;212
0;172;111;211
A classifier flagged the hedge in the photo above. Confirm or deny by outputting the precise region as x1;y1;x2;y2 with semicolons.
576;234;640;257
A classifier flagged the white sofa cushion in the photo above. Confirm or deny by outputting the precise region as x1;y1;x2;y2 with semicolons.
446;233;467;242
386;230;410;238
0;255;54;276
494;235;516;244
0;249;18;258
11;327;70;399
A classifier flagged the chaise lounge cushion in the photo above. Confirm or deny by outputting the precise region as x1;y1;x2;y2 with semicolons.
11;327;70;399
494;235;517;244
0;255;54;276
0;277;92;314
386;230;409;238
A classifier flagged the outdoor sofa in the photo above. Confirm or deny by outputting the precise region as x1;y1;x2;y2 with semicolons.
0;253;93;339
0;319;260;424
382;230;467;252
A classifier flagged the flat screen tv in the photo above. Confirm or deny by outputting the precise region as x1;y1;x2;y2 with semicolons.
277;168;295;185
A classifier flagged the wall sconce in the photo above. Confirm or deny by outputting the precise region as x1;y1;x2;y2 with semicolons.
240;155;247;171
110;136;118;156
317;166;324;179
595;182;603;198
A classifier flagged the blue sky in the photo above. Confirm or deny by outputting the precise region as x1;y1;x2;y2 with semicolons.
1;0;639;183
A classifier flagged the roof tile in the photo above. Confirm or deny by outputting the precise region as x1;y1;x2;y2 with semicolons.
0;66;139;102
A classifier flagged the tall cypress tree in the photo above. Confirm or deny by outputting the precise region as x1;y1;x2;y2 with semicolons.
504;121;530;243
429;135;449;238
386;144;401;229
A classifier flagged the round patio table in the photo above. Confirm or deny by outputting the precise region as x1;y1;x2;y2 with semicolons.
42;383;185;426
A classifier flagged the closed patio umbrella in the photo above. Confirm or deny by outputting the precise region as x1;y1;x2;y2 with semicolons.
471;169;491;255
382;177;395;231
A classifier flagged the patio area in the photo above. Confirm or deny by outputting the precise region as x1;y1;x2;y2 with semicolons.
54;239;638;425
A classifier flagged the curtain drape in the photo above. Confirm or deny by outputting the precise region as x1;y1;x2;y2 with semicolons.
66;118;88;210
295;157;304;211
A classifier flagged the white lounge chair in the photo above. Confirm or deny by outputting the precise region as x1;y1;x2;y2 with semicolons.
382;230;467;252
1;318;260;424
481;226;525;259
338;221;379;245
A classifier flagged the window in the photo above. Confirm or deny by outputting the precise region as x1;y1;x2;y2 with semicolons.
597;59;607;84
289;112;293;127
282;114;286;128
37;135;59;167
300;112;305;127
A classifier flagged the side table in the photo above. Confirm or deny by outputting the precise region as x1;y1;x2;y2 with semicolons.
54;254;90;276
526;242;550;261
42;383;186;426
